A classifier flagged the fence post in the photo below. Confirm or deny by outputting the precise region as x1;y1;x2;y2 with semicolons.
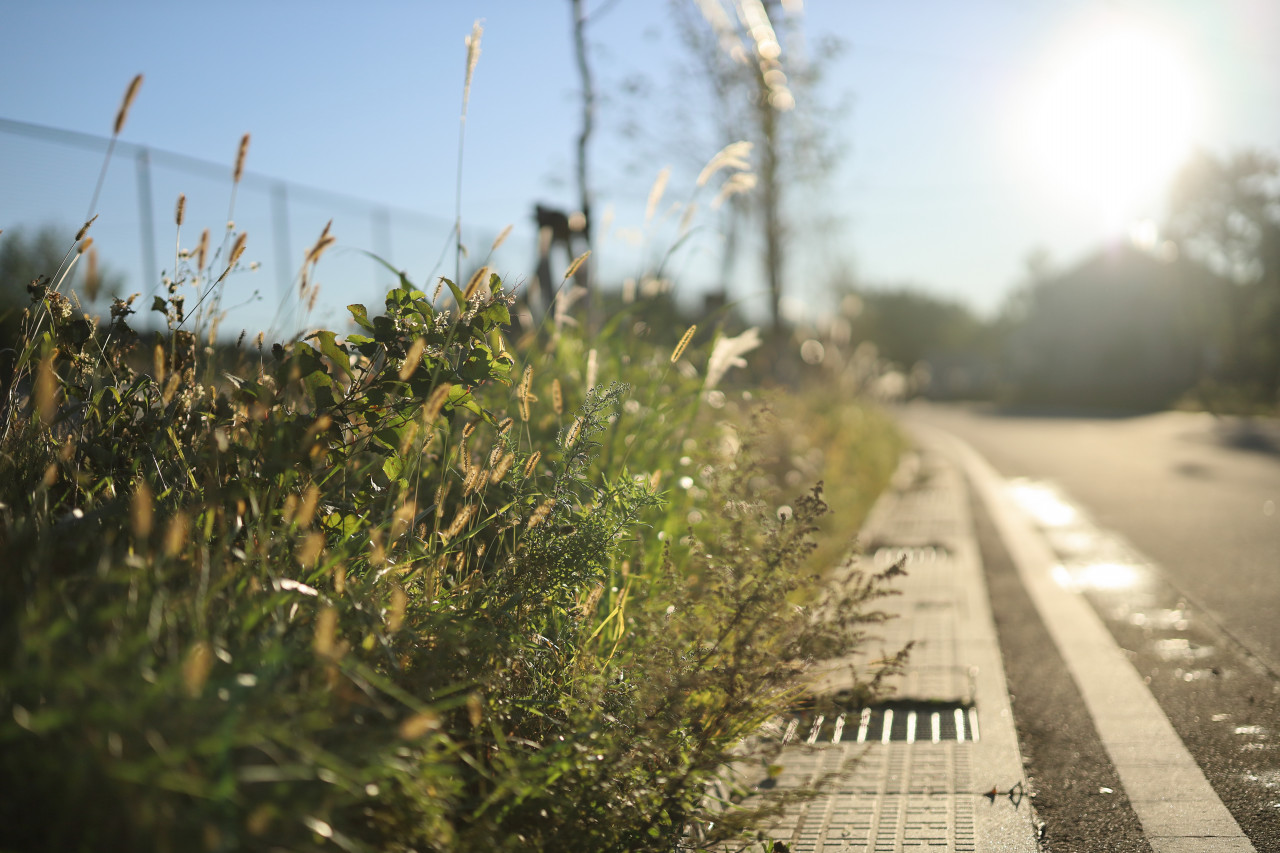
271;181;293;302
135;147;158;297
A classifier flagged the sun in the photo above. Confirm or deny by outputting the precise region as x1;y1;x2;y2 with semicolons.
1015;15;1204;231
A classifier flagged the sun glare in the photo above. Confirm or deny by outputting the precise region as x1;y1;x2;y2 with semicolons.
1015;16;1203;231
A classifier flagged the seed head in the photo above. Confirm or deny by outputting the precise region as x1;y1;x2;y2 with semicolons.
522;451;541;478
490;224;512;252
75;215;98;242
114;74;143;136
233;133;250;184
175;193;186;226
563;416;584;449
671;325;697;363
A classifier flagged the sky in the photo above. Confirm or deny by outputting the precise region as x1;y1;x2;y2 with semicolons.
2;0;1278;335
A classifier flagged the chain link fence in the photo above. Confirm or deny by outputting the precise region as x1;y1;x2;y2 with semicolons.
1;117;502;340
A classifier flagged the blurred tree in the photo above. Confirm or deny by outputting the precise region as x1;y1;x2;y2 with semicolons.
667;0;846;336
0;225;122;385
1167;148;1280;403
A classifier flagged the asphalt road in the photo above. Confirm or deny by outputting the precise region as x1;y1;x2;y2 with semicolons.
898;401;1280;674
899;400;1280;850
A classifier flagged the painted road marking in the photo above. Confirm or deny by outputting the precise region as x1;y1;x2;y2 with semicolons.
921;426;1257;853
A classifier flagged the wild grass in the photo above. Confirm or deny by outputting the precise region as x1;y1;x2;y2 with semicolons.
0;64;905;853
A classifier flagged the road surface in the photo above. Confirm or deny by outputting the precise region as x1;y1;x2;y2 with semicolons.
898;401;1280;673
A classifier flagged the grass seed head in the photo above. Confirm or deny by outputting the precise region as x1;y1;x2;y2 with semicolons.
35;357;58;426
399;337;426;380
131;481;153;540
114;74;143;136
233;133;250;184
491;451;515;483
527;498;555;529
196;228;209;272
552;379;563;415
563;250;590;281
563;416;583;449
491;224;513;252
464;265;489;300
84;247;100;301
522;450;541;478
645;166;671;224
75;214;98;242
182;641;213;698
671;324;697;363
463;20;484;113
175;193;186;226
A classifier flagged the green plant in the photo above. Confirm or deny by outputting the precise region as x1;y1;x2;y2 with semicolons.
0;67;906;853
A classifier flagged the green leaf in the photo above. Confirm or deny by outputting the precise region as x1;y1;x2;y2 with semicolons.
306;330;354;381
347;303;374;331
444;278;467;309
151;296;167;313
446;385;489;421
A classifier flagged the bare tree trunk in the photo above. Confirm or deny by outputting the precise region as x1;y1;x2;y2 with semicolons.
570;0;597;331
758;64;784;335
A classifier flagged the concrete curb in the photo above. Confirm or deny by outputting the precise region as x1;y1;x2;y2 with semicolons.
756;441;1040;851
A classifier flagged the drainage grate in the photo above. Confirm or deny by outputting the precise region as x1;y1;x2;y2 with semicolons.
777;700;978;746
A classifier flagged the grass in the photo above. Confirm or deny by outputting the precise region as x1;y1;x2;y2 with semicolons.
0;65;906;853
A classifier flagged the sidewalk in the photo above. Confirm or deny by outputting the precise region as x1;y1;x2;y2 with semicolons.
751;443;1040;852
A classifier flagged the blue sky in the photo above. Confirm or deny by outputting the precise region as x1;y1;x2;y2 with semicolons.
2;0;1278;334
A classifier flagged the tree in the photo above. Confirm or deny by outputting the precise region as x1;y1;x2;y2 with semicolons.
668;0;845;336
1166;148;1280;402
1;225;122;385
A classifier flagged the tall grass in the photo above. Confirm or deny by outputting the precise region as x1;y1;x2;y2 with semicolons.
0;66;905;853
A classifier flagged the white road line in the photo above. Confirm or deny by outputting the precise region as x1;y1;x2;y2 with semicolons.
921;426;1256;853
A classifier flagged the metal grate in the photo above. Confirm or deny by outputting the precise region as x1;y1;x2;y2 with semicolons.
778;700;978;746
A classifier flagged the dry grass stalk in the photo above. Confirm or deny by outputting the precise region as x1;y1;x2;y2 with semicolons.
195;228;209;272
313;606;338;657
216;232;248;285
296;484;321;528
399;338;426;380
563;250;590;282
671;325;697;363
490;224;513;252
464;265;489;300
387;586;409;634
131;481;153;540
233;134;250;184
84;247;100;301
114;74;143;136
182;641;212;698
518;365;533;400
563;416;584;449
75;215;98;242
35;357;58;426
445;504;476;539
491;452;515;483
422;384;452;428
462;20;484;114
152;343;166;385
164;512;190;558
645;167;671;224
526;498;556;529
696;141;753;187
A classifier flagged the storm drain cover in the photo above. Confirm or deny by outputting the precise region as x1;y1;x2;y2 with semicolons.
776;700;978;746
